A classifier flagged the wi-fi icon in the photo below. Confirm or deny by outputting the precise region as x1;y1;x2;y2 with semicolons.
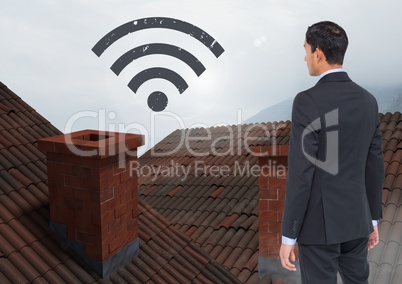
92;17;225;112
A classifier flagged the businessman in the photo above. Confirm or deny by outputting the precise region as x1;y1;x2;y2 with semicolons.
279;21;384;283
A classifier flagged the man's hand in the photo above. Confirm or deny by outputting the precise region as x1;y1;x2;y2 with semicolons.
280;244;297;271
368;225;379;250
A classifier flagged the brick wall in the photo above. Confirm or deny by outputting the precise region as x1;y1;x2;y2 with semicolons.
252;145;288;258
39;129;144;278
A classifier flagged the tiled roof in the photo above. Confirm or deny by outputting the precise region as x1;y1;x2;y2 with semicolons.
139;112;402;284
139;121;291;283
1;78;401;284
368;112;402;284
0;81;241;283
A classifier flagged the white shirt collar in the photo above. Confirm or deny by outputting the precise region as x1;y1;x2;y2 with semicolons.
318;68;345;80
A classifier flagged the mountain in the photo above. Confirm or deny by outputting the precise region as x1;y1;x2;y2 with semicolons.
244;98;293;124
244;85;402;124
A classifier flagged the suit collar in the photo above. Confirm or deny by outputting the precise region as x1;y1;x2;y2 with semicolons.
316;72;351;85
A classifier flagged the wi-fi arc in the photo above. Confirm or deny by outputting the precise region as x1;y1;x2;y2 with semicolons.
111;43;206;77
128;67;188;94
92;17;224;58
92;17;225;112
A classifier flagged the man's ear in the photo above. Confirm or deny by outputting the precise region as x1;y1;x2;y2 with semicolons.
315;48;324;63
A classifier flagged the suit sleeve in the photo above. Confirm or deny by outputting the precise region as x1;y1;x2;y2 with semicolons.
365;118;384;221
282;91;320;239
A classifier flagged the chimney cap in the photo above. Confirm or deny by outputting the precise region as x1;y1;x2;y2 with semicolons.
38;129;145;158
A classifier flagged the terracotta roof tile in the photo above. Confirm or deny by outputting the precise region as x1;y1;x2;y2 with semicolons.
196;210;217;228
130;255;157;281
216;213;240;229
204;226;227;246
0;258;30;283
0;233;16;257
141;242;169;268
173;253;202;277
382;190;391;205
0;81;241;283
163;196;185;212
208;243;224;260
0;153;16;171
0;134;13;149
387;222;402;245
386;188;402;206
9;190;34;213
0;176;15;195
172;258;200;281
164;208;181;221
113;268;141;283
38;276;57;284
232;249;253;271
382;129;393;142
27;184;48;206
371;263;393;284
8;218;37;246
23;203;44;224
16;126;38;144
223;246;244;269
237;268;254;283
55;258;90;283
392;268;402;284
219;227;239;247
23;162;47;182
209;185;226;198
124;260;150;283
386;161;400;176
19;246;51;275
383;203;398;224
30;240;63;268
0;117;14;131
167;185;183;197
368;113;402;284
383;174;395;191
21;144;46;162
246;233;259;251
8;251;41;282
192;211;212;227
392;150;402;163
0;103;14;114
231;214;253;230
8;168;33;188
0;196;24;220
2;80;402;283
227;228;248;249
194;227;216;247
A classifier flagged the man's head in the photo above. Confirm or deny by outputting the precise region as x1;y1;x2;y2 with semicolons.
304;21;348;76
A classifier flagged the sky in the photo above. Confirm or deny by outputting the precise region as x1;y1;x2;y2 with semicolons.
1;0;401;154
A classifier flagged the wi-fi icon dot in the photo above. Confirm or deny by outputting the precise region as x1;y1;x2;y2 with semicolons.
92;17;225;112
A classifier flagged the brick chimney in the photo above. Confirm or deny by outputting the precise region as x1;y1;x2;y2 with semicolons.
38;129;144;278
251;145;298;279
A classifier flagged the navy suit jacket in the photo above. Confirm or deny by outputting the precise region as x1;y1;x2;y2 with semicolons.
282;72;384;245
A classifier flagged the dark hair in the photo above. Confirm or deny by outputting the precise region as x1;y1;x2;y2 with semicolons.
306;21;348;65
